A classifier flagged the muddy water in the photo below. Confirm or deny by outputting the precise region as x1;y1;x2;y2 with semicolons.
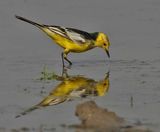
0;0;160;131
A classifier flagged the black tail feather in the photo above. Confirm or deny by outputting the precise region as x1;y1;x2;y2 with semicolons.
15;105;40;118
15;15;42;27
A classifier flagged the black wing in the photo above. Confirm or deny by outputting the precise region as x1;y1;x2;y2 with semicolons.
66;28;99;44
46;25;98;44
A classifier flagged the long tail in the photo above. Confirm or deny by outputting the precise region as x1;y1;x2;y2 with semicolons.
15;15;43;28
15;105;40;118
15;97;67;118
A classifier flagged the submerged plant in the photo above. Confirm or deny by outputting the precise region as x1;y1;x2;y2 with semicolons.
38;66;57;81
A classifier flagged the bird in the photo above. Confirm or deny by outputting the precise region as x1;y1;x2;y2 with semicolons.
15;15;110;69
15;71;109;118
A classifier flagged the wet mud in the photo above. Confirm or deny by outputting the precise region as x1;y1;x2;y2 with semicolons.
1;0;160;132
74;101;151;132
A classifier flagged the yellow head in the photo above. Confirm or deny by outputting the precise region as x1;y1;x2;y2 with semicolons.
95;32;110;58
96;72;110;96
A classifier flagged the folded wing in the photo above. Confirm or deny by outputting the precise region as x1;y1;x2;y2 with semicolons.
47;26;94;44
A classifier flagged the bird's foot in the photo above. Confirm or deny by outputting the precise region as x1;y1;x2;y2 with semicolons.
61;63;72;77
62;66;69;77
66;64;72;69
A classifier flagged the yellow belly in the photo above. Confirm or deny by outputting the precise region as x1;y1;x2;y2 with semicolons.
42;28;93;53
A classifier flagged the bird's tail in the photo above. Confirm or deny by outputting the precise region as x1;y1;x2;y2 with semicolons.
15;15;43;28
15;97;67;118
15;105;40;118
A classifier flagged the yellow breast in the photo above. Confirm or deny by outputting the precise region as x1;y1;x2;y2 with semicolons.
42;28;93;52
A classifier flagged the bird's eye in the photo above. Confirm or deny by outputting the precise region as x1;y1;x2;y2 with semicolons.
103;83;107;86
103;43;106;46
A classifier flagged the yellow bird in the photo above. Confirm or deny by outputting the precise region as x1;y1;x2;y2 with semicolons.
15;72;109;118
15;15;110;68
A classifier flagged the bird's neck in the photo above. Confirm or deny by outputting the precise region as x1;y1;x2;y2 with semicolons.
94;41;102;48
88;43;96;50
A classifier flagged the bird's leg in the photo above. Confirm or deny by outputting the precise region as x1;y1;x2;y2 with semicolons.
64;57;72;66
63;51;72;67
61;52;66;75
61;51;72;75
62;67;69;78
61;52;65;68
63;50;72;67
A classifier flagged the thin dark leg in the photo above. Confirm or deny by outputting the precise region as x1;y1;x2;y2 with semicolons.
61;52;72;76
61;52;65;68
61;52;72;67
61;53;65;75
64;57;72;66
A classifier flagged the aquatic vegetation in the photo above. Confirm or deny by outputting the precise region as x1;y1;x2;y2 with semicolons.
37;66;57;81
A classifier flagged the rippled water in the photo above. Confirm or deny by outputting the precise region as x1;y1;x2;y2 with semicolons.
0;0;160;131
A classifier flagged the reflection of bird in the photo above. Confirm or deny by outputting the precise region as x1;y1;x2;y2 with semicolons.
15;72;109;118
15;15;110;68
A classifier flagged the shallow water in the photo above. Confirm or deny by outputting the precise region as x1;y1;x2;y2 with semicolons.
0;0;160;131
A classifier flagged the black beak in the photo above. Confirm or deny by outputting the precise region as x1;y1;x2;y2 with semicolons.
106;50;110;58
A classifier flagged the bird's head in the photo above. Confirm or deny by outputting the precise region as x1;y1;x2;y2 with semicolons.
95;32;110;58
95;72;110;96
